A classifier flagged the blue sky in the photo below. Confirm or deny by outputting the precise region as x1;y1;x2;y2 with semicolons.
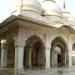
0;0;75;22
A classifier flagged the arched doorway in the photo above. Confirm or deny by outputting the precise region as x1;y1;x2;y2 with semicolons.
72;43;75;65
50;37;68;68
72;43;75;51
23;35;45;68
6;39;15;67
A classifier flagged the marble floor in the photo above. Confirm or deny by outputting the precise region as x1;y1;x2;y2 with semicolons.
0;67;75;75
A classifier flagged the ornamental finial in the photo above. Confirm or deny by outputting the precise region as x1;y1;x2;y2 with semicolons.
64;0;66;9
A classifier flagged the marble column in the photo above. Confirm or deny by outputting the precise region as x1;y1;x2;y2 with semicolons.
68;47;72;67
15;44;24;69
29;48;33;68
1;43;7;67
45;47;50;69
67;38;72;67
44;34;51;69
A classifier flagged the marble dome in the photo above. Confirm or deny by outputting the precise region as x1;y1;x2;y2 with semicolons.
42;0;62;16
12;0;42;14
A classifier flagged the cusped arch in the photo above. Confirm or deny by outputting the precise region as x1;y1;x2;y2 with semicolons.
51;36;67;49
24;35;45;68
25;35;44;47
60;25;75;33
5;38;15;67
50;36;68;67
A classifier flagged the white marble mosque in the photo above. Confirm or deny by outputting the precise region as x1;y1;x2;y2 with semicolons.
0;0;75;70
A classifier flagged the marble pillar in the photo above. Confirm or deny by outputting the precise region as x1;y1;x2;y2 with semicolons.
15;44;24;69
45;48;50;69
1;43;7;67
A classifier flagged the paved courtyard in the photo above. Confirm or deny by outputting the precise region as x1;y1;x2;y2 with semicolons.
0;67;75;75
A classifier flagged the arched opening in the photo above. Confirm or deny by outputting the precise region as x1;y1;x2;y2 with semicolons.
50;37;68;68
72;43;75;65
23;35;45;68
6;39;15;67
32;41;44;67
72;43;75;51
60;26;75;33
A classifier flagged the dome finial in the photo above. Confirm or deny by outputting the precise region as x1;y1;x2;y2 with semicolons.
63;0;66;9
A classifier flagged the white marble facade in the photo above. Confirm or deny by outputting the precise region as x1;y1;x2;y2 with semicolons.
0;0;75;69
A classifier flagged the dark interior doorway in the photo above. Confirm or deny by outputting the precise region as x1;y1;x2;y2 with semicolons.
57;54;62;66
7;39;15;68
